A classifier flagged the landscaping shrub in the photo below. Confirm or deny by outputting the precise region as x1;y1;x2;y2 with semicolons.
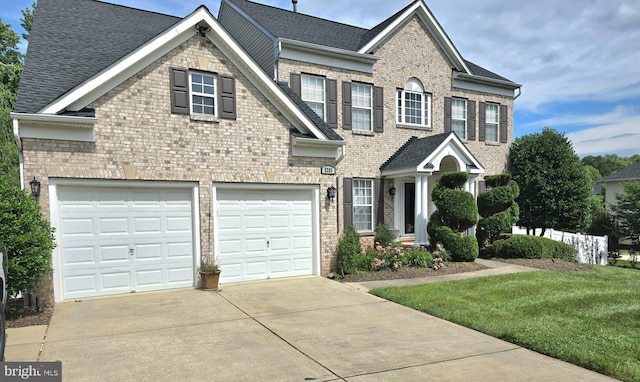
485;234;577;262
402;247;433;268
0;177;56;296
427;172;478;262
336;225;361;275
374;223;393;247
477;174;520;250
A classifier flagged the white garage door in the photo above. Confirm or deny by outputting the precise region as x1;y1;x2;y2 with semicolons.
58;186;194;299
216;188;315;283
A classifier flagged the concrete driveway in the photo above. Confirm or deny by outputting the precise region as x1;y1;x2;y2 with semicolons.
40;277;615;381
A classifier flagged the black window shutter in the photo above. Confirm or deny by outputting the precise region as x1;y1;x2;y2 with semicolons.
467;100;476;140
326;78;338;128
375;178;384;225
373;86;384;133
478;102;486;142
500;104;508;143
444;97;452;132
343;178;353;227
218;75;236;120
290;73;301;97
170;68;189;114
342;82;352;130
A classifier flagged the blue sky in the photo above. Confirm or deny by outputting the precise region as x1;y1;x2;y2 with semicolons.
3;0;640;157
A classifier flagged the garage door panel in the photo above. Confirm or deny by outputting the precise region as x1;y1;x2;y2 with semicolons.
216;188;314;283
58;185;194;299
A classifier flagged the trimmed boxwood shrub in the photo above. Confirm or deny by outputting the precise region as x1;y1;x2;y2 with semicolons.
485;234;577;262
427;172;478;262
477;174;520;250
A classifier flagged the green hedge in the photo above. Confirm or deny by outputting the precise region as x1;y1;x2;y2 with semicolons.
485;234;577;262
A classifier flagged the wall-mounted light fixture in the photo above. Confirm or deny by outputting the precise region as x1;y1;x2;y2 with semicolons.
29;177;41;199
327;185;337;201
389;187;396;197
196;25;210;37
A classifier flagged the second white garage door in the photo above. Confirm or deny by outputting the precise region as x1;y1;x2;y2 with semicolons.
216;188;315;283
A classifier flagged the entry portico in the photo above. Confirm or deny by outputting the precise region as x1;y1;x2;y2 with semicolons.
381;132;485;245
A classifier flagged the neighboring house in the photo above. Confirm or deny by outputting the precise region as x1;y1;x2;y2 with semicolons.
602;161;640;245
11;0;520;302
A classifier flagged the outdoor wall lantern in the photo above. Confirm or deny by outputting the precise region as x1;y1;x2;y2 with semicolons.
29;177;41;198
389;187;396;197
327;185;337;201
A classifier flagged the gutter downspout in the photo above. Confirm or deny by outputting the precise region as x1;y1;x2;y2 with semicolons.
514;87;522;100
13;119;24;190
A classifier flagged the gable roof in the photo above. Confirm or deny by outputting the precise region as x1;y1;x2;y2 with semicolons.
224;0;517;86
603;161;640;182
13;0;343;146
380;131;484;175
15;0;180;114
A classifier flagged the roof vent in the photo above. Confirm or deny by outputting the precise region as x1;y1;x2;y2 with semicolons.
292;0;298;13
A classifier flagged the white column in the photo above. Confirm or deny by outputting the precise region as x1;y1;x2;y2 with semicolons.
414;176;425;244
393;178;401;231
420;175;429;245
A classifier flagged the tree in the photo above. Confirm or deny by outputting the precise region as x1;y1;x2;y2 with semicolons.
610;181;640;251
1;3;35;187
510;127;592;235
0;177;55;296
20;2;36;41
582;154;640;178
476;174;520;249
427;172;479;262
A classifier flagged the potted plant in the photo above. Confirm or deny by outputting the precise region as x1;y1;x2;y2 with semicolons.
198;258;221;290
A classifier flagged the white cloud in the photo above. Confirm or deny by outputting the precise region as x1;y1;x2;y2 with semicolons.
567;116;640;156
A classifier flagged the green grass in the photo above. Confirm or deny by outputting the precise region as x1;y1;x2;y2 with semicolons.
371;266;640;381
613;259;639;269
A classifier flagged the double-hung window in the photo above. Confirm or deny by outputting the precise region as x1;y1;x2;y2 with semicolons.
485;103;499;142
397;78;431;128
451;98;467;139
191;72;216;116
301;74;325;120
353;179;373;231
352;83;373;132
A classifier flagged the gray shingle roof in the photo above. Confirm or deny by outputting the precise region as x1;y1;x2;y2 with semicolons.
277;82;343;141
15;0;180;113
227;0;367;51
227;0;516;84
380;132;451;171
603;161;640;181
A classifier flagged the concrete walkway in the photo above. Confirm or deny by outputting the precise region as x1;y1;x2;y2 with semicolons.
14;265;614;381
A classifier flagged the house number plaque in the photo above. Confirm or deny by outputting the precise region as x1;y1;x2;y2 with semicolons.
321;166;336;175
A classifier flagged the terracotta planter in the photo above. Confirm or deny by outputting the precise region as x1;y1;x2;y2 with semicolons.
199;270;221;290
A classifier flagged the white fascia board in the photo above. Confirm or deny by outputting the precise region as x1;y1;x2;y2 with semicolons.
419;133;485;173
381;168;432;177
358;2;470;74
291;136;344;159
280;39;378;74
11;112;97;142
453;73;522;98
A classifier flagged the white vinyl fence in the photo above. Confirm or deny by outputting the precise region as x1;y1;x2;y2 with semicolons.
511;227;608;265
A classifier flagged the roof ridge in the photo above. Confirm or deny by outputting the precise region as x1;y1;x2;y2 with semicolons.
238;0;368;31
97;0;181;19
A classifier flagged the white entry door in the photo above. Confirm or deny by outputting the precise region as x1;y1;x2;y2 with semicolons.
57;185;194;299
216;188;315;283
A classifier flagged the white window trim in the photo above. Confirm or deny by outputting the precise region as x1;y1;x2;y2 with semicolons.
353;178;374;232
397;89;432;128
301;74;326;121
485;102;499;142
352;83;373;132
190;71;217;116
452;98;467;140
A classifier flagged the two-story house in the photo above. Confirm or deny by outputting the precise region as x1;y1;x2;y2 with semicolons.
12;0;520;302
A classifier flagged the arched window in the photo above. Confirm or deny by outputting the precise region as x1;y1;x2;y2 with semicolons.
397;78;431;128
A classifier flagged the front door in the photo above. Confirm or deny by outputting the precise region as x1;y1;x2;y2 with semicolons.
404;182;415;235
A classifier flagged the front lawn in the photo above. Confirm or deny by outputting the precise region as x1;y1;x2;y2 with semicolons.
371;266;640;382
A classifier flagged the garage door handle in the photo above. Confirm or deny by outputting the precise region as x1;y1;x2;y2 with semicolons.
129;248;135;256
266;240;269;247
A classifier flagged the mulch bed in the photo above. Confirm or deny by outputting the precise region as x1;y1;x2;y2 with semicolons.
5;298;54;328
494;258;594;273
